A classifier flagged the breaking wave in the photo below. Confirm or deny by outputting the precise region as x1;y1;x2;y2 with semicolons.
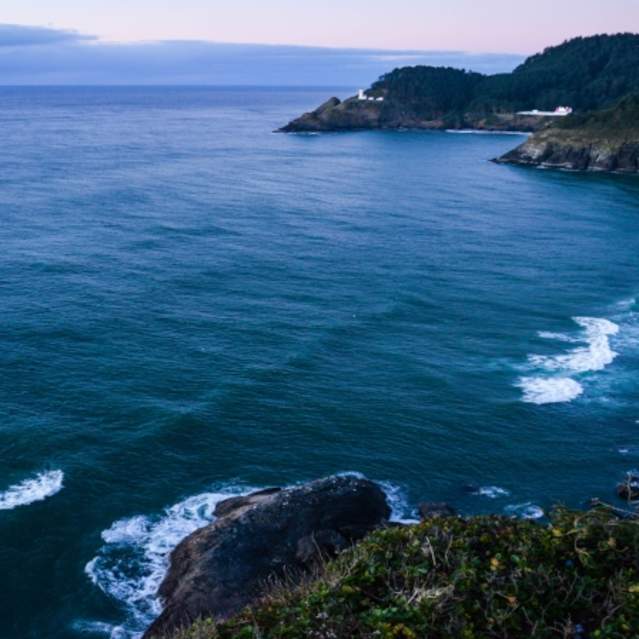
84;475;410;637
504;502;545;520
378;481;420;524
0;470;64;511
85;486;255;638
471;486;511;499
518;377;584;405
517;316;620;405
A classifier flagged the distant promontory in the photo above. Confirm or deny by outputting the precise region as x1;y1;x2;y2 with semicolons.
279;34;639;135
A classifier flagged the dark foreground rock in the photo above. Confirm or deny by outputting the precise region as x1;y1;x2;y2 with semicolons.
144;476;390;638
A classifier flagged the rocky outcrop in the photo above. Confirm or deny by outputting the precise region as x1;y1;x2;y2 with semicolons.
280;35;639;135
279;96;385;132
279;94;546;133
496;134;639;173
497;94;639;173
144;476;390;638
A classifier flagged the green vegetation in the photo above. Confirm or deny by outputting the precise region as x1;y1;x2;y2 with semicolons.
370;66;483;112
370;33;639;117
555;94;639;139
166;507;639;639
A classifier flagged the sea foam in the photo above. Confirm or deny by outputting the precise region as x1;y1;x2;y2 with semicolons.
85;487;255;638
529;317;619;374
472;486;511;499
518;316;619;405
86;477;412;637
518;377;584;405
378;480;420;524
504;502;545;520
0;470;64;511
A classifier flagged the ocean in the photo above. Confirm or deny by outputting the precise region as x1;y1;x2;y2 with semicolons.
0;86;638;639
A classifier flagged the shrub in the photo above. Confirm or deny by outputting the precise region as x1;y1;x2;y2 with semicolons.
168;508;639;639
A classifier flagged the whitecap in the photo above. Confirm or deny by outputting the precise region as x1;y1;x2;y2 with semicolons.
504;503;544;520
72;620;121;637
517;316;620;404
377;481;420;524
517;377;583;405
0;470;64;511
472;486;511;499
529;317;619;374
85;486;254;639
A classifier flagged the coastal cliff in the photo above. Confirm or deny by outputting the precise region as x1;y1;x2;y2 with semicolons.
144;476;390;639
496;94;639;173
279;93;544;133
280;33;639;133
146;476;639;639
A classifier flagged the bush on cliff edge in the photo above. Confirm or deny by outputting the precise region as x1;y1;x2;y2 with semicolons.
166;508;639;639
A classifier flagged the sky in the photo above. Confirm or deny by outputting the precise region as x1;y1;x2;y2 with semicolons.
2;0;637;51
0;1;636;85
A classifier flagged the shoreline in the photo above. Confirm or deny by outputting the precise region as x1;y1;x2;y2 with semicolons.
138;476;639;638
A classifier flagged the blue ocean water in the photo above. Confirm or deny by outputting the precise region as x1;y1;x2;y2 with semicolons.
1;87;638;639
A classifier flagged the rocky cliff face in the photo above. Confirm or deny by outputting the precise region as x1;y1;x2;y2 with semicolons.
497;135;639;172
278;97;385;132
280;35;639;135
144;476;390;639
278;95;545;133
497;95;639;173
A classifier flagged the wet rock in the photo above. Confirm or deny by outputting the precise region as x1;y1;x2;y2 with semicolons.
496;96;639;174
213;488;282;518
143;476;390;638
296;529;348;564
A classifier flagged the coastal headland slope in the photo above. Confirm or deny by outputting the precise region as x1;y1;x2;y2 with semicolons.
280;34;639;134
497;93;639;172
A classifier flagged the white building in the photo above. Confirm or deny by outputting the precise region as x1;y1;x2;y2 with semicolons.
358;89;384;102
517;106;573;117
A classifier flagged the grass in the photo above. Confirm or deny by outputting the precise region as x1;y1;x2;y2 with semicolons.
162;507;639;639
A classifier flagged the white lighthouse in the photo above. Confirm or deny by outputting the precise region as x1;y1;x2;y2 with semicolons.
358;89;384;102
